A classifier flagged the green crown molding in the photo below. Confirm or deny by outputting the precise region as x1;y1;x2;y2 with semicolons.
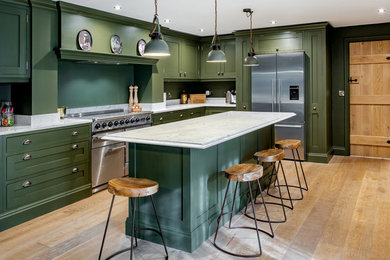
199;34;235;42
29;0;56;9
58;1;199;41
55;48;158;65
234;22;330;36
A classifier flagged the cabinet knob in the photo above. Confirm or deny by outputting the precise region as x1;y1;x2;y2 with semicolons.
72;168;79;173
72;144;79;150
22;139;31;145
217;72;221;76
184;72;187;77
242;105;247;110
160;117;164;121
180;114;183;118
221;72;224;76
313;106;317;111
190;112;194;116
179;72;182;77
23;154;32;161
72;131;79;136
22;180;32;188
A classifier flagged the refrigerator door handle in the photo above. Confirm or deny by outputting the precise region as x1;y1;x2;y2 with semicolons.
272;79;275;111
275;124;303;128
277;79;281;112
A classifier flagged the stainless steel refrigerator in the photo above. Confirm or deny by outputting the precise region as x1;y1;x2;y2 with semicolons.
251;52;306;160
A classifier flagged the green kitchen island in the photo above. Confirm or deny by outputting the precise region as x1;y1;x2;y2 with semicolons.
103;111;295;252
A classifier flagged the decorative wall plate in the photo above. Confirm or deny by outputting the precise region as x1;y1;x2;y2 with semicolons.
137;39;146;56
77;29;92;51
110;35;123;54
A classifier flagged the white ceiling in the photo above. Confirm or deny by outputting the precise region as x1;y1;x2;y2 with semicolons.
60;0;390;36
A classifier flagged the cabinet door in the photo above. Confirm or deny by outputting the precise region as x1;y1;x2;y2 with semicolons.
254;32;303;54
221;39;236;78
161;37;180;78
0;136;3;213
200;42;220;79
0;3;29;81
181;40;200;79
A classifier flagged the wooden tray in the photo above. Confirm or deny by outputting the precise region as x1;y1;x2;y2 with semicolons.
189;94;206;104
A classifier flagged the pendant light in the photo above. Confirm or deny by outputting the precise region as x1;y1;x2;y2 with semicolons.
243;8;259;66
144;0;170;57
207;0;226;63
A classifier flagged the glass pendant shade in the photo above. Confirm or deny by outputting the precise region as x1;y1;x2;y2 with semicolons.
144;32;170;57
207;44;226;63
243;52;259;66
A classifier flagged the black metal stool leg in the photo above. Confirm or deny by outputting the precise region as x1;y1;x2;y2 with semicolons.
98;195;115;260
130;198;136;260
296;148;308;191
291;148;304;199
228;182;239;228
247;182;262;257
213;180;231;245
279;162;294;209
130;198;138;247
150;195;169;259
266;162;294;210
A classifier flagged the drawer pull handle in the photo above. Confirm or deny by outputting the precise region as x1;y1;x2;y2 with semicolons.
22;181;32;188
160;117;163;121
242;105;247;110
180;114;183;118
72;131;79;136
190;112;194;115
387;140;390;144
22;139;32;145
72;144;79;150
72;168;79;173
23;154;31;160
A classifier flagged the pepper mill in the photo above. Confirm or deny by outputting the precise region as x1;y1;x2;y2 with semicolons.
129;86;134;111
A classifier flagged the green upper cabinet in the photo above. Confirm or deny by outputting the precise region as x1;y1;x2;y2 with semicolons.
0;1;30;82
253;31;303;54
160;36;200;79
200;38;236;79
0;135;3;213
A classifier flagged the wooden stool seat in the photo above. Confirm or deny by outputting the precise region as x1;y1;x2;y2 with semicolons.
275;139;301;150
254;148;284;163
225;163;263;182
108;177;159;198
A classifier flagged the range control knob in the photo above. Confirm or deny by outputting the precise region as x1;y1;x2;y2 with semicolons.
114;121;119;126
146;116;151;121
120;120;124;125
125;119;130;124
108;122;113;127
95;123;101;129
135;118;140;122
130;118;135;123
102;122;107;128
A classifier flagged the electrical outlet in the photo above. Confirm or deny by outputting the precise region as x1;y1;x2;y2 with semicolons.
338;90;345;97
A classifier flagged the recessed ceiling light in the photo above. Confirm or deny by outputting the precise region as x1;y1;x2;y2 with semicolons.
200;28;205;32
271;20;277;25
113;5;122;11
163;19;172;23
378;8;386;14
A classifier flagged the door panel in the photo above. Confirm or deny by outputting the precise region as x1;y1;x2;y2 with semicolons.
251;54;276;112
349;40;390;158
277;52;305;124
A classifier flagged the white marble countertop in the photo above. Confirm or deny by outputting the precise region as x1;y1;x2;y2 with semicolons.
0;118;92;136
103;111;295;149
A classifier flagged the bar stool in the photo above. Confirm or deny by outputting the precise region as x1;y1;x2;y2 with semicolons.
248;148;293;224
275;139;308;200
213;163;273;258
98;177;168;260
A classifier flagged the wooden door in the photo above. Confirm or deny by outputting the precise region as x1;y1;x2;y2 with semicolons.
349;40;390;158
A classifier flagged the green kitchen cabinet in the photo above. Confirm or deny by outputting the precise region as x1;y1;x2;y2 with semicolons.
160;37;200;79
0;1;30;82
0;136;3;214
152;108;206;125
253;31;303;54
205;106;235;115
0;123;92;231
200;39;236;79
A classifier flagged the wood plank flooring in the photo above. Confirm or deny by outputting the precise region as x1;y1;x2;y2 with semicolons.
1;156;390;259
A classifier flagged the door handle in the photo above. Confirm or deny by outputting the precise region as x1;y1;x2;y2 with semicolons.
72;167;79;173
277;79;281;112
23;154;32;160
275;124;303;128
22;180;32;188
72;144;79;150
108;145;127;152
22;139;31;145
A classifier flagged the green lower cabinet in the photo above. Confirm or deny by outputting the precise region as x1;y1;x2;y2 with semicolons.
0;1;30;82
152;107;206;125
205;106;235;115
127;126;274;252
0;124;92;231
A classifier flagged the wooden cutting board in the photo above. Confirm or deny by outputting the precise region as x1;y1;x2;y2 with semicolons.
189;94;206;104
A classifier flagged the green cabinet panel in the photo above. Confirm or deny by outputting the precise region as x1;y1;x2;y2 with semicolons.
0;136;3;214
6;125;90;155
152;107;206;125
6;141;89;181
253;32;303;54
200;39;236;79
160;37;200;79
205;106;235;115
0;1;30;82
6;162;90;210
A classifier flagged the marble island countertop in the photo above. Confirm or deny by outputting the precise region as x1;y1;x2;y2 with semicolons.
103;111;295;149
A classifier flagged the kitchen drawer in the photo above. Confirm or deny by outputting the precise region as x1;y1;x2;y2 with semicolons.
189;107;205;118
6;162;90;210
6;124;90;155
152;111;190;125
6;141;90;181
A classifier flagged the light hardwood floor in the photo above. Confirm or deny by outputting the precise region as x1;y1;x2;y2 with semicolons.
1;156;389;260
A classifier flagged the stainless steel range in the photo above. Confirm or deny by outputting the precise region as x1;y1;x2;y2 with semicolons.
68;109;152;193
